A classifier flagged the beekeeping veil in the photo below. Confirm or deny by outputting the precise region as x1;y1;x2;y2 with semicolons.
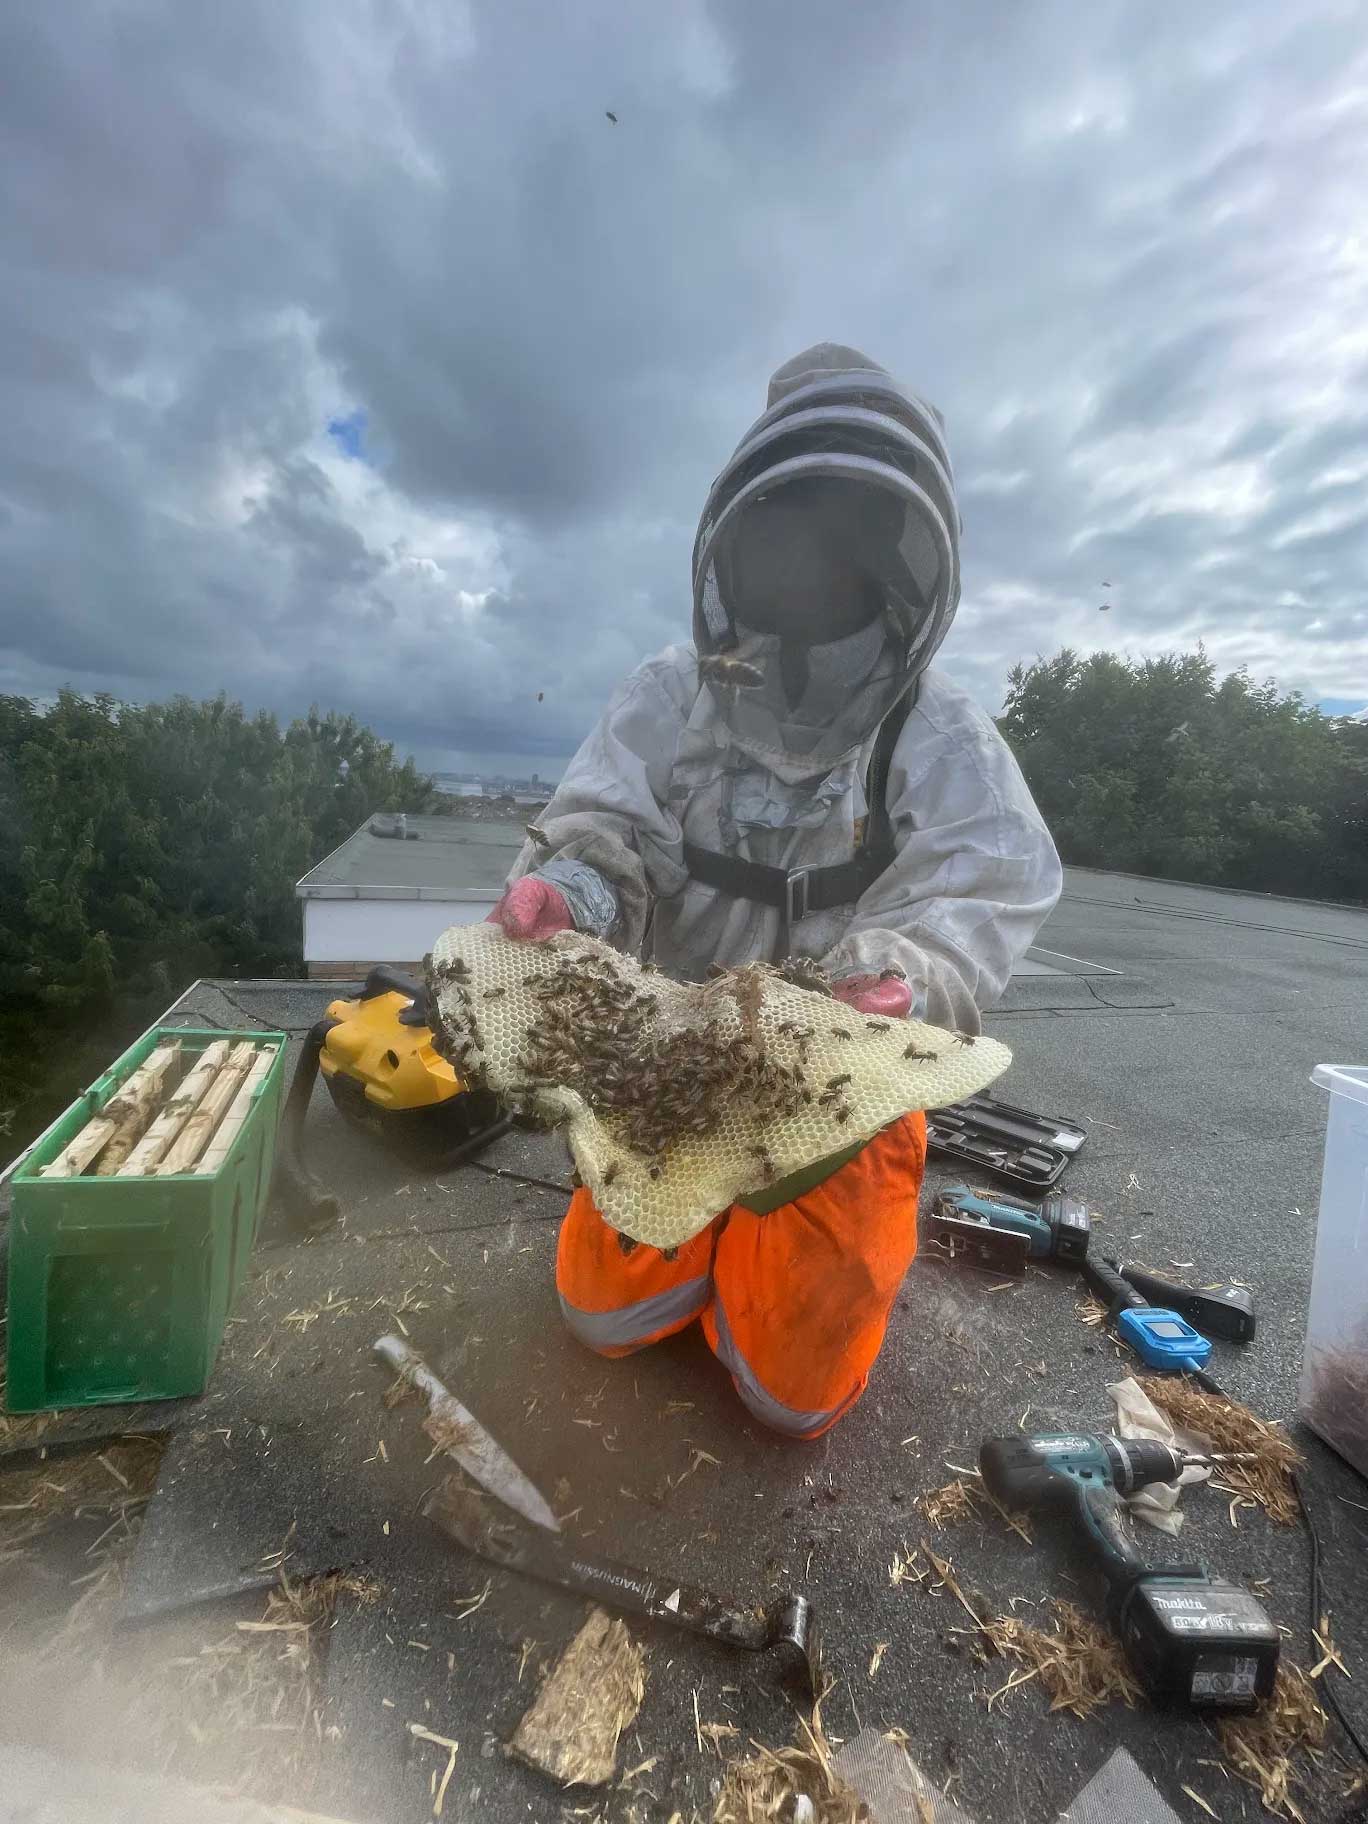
692;343;962;770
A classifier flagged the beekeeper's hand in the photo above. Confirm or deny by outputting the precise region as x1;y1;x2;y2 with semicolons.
487;875;574;941
831;973;914;1019
489;861;620;941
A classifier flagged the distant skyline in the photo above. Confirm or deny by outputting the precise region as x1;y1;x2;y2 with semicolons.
3;3;1367;765
413;688;1368;782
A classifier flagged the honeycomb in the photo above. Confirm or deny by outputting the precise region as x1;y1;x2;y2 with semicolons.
430;924;1011;1249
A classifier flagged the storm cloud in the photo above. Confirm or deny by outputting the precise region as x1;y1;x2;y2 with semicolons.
3;0;1366;772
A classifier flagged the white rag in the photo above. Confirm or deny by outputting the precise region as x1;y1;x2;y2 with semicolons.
1108;1376;1212;1535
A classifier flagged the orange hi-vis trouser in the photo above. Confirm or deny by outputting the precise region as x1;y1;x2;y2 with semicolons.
555;1113;926;1440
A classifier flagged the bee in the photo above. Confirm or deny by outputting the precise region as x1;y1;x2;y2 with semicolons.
830;1027;853;1041
865;1021;890;1033
602;1162;620;1187
951;1032;977;1048
482;987;506;1001
835;1105;853;1125
904;1041;937;1061
878;966;907;983
826;1073;852;1090
648;1165;662;1180
818;1091;839;1107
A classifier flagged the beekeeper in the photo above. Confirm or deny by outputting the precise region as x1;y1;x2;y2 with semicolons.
488;343;1062;1439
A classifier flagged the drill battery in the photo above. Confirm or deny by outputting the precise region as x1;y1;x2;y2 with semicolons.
1120;1571;1281;1709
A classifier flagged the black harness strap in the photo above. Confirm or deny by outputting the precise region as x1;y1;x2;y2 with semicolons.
681;683;916;956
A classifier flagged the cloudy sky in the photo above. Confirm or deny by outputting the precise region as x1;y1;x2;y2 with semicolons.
4;1;1367;776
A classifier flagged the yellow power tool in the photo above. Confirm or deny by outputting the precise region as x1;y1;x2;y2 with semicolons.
274;965;509;1230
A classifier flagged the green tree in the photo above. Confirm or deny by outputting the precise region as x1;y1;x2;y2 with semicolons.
1000;649;1365;902
0;692;436;1147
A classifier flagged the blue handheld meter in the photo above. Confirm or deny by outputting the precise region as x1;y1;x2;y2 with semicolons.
1084;1256;1214;1372
1116;1307;1212;1372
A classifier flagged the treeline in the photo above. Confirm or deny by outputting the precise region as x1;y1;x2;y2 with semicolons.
0;692;435;1146
1000;649;1368;902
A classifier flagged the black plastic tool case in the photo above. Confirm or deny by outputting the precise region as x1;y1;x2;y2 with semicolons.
925;1092;1086;1191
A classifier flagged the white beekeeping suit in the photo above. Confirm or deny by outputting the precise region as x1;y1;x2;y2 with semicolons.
509;344;1062;1032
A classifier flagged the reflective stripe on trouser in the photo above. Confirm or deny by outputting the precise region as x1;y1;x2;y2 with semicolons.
700;1112;925;1438
554;1113;926;1431
556;1186;715;1356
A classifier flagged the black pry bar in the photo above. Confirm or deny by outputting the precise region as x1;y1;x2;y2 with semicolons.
422;1476;820;1693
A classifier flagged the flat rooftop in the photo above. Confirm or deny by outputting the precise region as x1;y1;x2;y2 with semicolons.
297;813;529;899
2;867;1365;1822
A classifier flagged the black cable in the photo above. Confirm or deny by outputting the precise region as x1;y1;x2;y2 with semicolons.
466;1159;574;1197
1293;1467;1368;1776
1196;1372;1368;1777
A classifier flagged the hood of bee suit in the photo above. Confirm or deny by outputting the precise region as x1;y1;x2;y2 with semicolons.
692;343;962;771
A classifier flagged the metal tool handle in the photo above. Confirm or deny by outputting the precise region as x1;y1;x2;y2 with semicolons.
1082;1255;1149;1313
375;1333;447;1407
422;1479;819;1689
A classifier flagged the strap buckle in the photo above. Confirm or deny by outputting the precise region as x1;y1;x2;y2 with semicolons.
784;867;813;927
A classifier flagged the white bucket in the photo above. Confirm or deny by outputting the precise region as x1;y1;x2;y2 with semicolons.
1299;1065;1368;1477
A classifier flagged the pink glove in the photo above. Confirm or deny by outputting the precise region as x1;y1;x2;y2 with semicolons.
487;875;574;941
831;973;914;1019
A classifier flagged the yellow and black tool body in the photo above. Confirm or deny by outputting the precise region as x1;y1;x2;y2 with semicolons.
274;966;509;1231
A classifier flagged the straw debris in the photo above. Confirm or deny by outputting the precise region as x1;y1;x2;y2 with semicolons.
920;1476;982;1527
0;1434;163;1569
507;1606;645;1787
1216;1663;1328;1822
158;1568;380;1778
0;1398;57;1453
1138;1375;1301;1524
976;1600;1143;1719
714;1716;864;1824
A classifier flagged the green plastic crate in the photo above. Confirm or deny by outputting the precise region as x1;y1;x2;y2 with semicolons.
5;1026;287;1412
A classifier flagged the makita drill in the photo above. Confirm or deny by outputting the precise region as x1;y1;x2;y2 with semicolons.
979;1432;1280;1710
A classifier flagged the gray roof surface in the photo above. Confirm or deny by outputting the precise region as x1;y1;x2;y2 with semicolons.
296;813;529;898
3;866;1367;1821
